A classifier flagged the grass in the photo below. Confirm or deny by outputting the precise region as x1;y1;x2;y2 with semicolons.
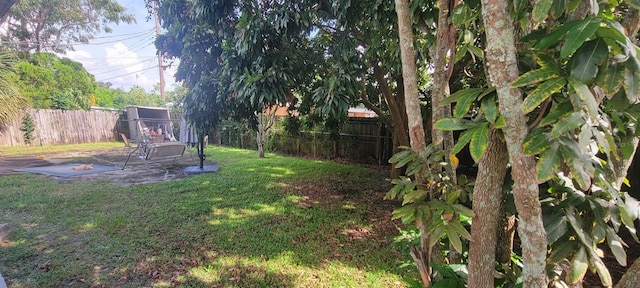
0;145;410;287
0;142;123;156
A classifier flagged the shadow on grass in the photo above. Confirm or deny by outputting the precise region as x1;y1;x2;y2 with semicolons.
0;149;407;287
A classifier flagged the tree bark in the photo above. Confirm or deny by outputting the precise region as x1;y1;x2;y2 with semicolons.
257;115;266;158
256;106;277;158
394;0;426;153
431;0;458;154
616;255;640;288
496;210;517;264
371;62;410;178
431;0;461;263
394;0;430;285
480;0;548;285
468;128;509;287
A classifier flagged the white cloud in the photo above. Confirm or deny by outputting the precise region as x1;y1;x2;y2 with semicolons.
103;42;153;89
66;49;92;61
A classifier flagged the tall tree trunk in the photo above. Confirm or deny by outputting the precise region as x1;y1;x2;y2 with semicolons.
480;0;548;285
617;255;640;288
256;114;266;158
394;0;430;285
431;0;460;263
371;62;410;178
394;0;426;152
431;0;457;154
496;208;517;264
467;128;509;287
256;106;277;158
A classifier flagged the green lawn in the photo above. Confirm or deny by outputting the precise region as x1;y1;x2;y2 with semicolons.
0;145;410;287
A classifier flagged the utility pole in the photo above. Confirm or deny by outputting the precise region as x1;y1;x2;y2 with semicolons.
153;0;166;102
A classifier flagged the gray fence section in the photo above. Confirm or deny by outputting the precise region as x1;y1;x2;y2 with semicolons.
0;109;121;146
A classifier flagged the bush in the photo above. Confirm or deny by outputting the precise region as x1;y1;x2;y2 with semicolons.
20;114;35;145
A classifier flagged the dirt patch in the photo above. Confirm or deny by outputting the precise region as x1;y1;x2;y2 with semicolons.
0;148;210;186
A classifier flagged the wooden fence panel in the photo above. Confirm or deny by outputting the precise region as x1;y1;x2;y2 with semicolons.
212;117;393;164
0;109;122;147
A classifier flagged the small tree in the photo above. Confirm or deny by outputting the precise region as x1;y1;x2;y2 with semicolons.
19;114;35;145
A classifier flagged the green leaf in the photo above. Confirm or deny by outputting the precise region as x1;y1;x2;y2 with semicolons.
592;254;613;287
600;63;625;97
429;225;447;248
535;53;561;70
494;115;506;128
568;247;589;283
550;240;579;262
452;129;474;155
392;204;417;223
467;44;484;58
620;137;636;159
620;204;635;227
435;118;475;131
624;68;640;103
523;129;551;155
454;89;480;119
566;207;591;247
452;3;474;27
405;158;424;176
390;149;416;167
567;39;609;83
395;151;417;169
512;67;561;88
446;227;464;253
534;19;584;50
455;45;469;63
568;77;599;121
544;211;568;243
451;203;475;218
469;122;489;162
481;95;498;123
597;21;628;44
532;0;554;23
537;142;562;181
550;0;567;19
540;101;574;127
606;227;627;266
559;142;592;190
402;189;428;205
522;77;567;114
441;88;482;106
448;222;472;242
550;111;585;138
561;18;601;58
389;148;412;164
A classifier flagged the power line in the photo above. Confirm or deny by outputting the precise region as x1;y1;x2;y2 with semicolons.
89;56;157;75
97;65;158;81
86;28;154;40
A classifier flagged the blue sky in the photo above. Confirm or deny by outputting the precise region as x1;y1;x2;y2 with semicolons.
65;0;178;93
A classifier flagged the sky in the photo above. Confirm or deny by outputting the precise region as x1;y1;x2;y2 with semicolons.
65;0;178;93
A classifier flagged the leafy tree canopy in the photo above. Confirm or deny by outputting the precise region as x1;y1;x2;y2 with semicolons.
0;51;28;124
11;52;97;109
0;0;135;53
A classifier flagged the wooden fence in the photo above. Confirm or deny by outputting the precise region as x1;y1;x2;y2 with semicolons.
0;109;122;147
211;118;394;164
